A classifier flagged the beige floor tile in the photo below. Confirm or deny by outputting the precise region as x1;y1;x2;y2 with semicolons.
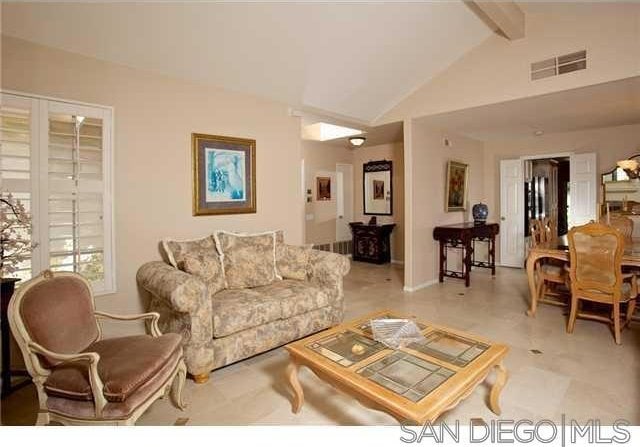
2;262;639;425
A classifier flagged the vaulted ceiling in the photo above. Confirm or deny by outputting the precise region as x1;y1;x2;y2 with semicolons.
1;1;491;123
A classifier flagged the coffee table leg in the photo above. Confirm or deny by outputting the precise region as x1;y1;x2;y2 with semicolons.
286;361;304;413
489;361;508;416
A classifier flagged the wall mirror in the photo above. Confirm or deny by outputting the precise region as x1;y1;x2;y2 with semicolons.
602;153;640;214
363;160;392;215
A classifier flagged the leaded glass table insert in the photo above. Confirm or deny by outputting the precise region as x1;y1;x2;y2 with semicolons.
307;331;385;367
409;330;490;367
357;351;455;402
285;310;509;424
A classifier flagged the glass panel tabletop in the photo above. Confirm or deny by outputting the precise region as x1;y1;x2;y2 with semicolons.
307;331;386;367
302;317;494;403
357;351;455;402
409;330;490;368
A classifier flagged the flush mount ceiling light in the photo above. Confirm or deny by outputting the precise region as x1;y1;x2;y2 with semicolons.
534;130;544;136
349;136;366;147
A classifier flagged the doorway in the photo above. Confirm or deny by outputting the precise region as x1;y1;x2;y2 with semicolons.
499;152;597;267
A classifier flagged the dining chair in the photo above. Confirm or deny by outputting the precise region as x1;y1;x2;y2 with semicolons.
529;218;569;307
567;222;637;344
599;214;633;242
8;270;187;425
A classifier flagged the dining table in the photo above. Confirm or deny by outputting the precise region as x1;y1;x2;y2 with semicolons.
525;235;640;317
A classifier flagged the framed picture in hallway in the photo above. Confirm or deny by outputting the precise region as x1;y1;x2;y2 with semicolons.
445;160;468;212
192;133;256;215
317;176;331;201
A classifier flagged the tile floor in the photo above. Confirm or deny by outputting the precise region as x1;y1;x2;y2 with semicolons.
2;262;638;425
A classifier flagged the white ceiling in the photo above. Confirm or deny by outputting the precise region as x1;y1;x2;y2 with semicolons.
417;76;640;141
1;1;491;123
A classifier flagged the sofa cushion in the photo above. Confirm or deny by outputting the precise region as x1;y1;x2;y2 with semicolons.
212;288;282;337
215;231;280;289
43;333;182;403
182;251;226;296
276;244;312;281
253;280;329;319
162;236;217;269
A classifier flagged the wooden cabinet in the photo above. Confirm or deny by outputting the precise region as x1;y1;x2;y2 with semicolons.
349;223;396;264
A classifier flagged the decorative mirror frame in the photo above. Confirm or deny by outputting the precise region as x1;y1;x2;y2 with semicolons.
601;153;640;204
363;160;393;216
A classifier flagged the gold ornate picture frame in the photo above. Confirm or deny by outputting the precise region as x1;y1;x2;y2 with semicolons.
445;160;468;212
192;133;256;215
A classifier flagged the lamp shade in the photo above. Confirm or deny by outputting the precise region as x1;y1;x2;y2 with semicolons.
349;136;366;147
617;159;639;171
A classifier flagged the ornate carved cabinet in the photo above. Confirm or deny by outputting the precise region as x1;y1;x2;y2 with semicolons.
349;223;396;264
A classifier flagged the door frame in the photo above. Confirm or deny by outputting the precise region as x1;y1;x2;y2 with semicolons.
335;163;354;242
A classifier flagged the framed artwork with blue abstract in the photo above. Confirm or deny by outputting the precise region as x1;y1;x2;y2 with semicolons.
192;133;256;215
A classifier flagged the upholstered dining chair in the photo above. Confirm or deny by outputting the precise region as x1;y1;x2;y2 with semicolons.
8;270;187;425
600;214;634;242
567;222;637;344
530;218;569;307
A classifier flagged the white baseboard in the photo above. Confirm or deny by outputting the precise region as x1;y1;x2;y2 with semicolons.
403;279;438;292
391;259;404;265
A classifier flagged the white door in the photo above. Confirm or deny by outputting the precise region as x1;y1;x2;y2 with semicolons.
569;153;597;228
336;163;353;241
500;159;525;267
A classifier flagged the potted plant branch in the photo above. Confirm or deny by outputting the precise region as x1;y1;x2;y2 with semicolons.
1;191;37;301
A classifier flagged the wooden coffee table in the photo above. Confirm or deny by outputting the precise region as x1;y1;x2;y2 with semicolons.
285;310;509;424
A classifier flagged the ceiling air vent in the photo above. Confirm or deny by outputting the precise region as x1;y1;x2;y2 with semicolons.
530;50;587;81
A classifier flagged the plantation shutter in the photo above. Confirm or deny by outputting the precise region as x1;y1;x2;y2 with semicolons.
43;101;114;293
0;93;39;281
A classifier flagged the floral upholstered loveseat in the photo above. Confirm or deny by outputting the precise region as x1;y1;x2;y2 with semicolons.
136;231;350;383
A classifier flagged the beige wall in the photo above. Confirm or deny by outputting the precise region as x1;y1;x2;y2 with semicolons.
404;122;485;290
379;2;640;124
303;141;353;245
483;123;640;261
352;142;404;262
1;35;304;318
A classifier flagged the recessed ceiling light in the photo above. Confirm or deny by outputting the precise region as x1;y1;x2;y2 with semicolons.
349;136;366;147
534;130;544;136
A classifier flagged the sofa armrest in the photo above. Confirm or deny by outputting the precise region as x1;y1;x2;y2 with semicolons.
137;261;209;314
307;250;350;323
136;261;214;376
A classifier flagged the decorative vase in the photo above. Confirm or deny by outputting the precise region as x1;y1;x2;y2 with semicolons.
472;203;489;225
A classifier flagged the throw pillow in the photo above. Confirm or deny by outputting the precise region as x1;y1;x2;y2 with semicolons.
214;231;279;289
276;243;312;281
162;236;217;268
181;252;226;296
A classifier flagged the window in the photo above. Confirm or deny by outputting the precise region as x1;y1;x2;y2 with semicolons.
0;92;114;294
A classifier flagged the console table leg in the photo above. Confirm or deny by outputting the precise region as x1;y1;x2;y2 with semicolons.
438;241;445;283
489;361;508;416
464;238;472;287
286;361;304;413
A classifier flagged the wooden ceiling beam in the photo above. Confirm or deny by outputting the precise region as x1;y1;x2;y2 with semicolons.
465;1;525;40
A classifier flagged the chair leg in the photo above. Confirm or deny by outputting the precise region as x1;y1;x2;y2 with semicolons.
171;361;187;411
626;299;637;324
613;303;622;345
567;295;579;334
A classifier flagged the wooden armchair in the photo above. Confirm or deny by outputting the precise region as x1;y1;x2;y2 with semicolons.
8;270;187;425
567;223;637;344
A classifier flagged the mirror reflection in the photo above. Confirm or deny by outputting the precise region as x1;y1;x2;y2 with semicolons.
363;160;392;215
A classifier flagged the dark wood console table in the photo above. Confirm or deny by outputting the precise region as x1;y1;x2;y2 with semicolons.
432;223;499;287
349;223;396;264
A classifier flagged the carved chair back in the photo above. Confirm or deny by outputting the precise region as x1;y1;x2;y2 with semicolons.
568;222;625;304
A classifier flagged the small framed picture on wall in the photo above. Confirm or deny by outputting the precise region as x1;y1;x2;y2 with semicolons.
317;177;331;201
